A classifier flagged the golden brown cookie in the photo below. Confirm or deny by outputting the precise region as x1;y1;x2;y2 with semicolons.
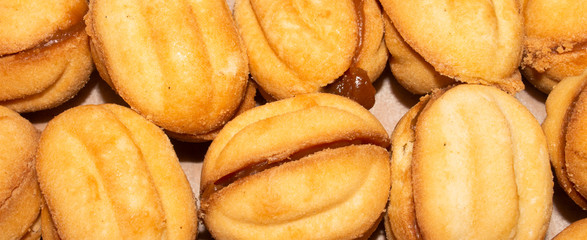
36;104;197;239
86;0;251;141
0;106;41;240
201;93;391;239
385;84;553;240
521;0;587;93
382;13;454;95
380;0;525;94
0;0;93;113
234;0;387;108
543;69;587;209
553;218;587;240
0;0;86;55
165;81;257;142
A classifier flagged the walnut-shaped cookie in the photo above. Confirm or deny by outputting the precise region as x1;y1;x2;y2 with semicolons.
385;84;553;240
36;104;197;239
234;0;388;108
543;69;587;209
201;93;391;239
0;0;93;112
380;0;525;94
382;14;454;95
0;106;41;240
521;0;587;93
86;0;253;141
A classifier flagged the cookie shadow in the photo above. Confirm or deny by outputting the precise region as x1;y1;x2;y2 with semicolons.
380;67;419;109
521;77;547;103
553;180;587;223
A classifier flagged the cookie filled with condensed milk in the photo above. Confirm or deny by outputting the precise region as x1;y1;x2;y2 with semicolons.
234;0;388;109
86;0;253;141
380;0;525;94
521;0;587;93
386;84;553;240
0;0;93;112
0;106;42;240
36;104;198;239
543;69;587;210
201;93;391;239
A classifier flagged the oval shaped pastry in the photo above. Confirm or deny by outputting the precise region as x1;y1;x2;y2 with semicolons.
234;0;387;108
86;0;251;141
543;69;587;209
0;106;41;240
201;93;391;240
36;104;197;239
521;0;587;93
385;84;553;240
382;13;454;95
379;0;525;94
553;218;587;240
0;0;93;113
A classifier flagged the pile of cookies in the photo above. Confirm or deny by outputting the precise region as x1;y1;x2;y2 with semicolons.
0;0;586;239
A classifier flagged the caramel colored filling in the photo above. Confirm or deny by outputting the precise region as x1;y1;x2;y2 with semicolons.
323;0;376;109
2;22;85;60
201;139;384;201
324;67;375;109
40;22;85;49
